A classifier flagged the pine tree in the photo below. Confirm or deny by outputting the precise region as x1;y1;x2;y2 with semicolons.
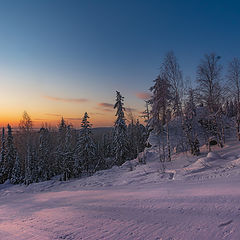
95;142;107;171
38;127;51;181
24;144;38;184
183;89;200;155
101;133;113;158
113;91;129;165
75;112;97;174
0;127;6;183
74;130;83;177
0;125;19;183
55;117;67;176
135;119;147;154
1;127;5;165
127;120;137;159
5;125;17;180
62;125;74;181
11;153;23;184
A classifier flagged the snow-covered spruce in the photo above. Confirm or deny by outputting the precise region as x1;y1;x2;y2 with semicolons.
113;91;129;166
74;112;98;175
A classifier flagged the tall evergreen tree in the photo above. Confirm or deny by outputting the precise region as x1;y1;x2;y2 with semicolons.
127;120;136;159
5;125;17;180
0;127;6;183
55;117;67;176
113;91;129;165
1;127;5;165
24;144;38;185
62;125;74;180
38;127;51;181
11;153;23;184
101;133;113;158
135;119;147;154
74;130;83;177
183;89;200;155
0;125;18;183
75;112;97;174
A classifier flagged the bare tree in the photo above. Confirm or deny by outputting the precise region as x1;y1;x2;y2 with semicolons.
19;111;33;133
196;53;222;113
162;51;183;117
196;53;224;151
227;57;240;140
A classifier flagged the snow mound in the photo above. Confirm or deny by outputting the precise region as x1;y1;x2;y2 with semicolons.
121;159;138;170
206;151;221;160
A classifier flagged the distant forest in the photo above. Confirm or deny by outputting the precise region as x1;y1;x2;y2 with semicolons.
0;91;147;185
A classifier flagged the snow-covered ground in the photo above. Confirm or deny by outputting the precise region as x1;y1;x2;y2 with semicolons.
1;141;240;239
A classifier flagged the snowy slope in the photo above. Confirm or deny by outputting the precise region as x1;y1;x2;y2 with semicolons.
1;141;240;239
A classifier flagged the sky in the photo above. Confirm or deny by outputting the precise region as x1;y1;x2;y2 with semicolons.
1;0;240;128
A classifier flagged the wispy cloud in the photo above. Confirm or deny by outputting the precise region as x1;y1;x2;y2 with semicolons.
65;117;82;121
97;102;136;113
98;102;114;108
135;92;152;100
89;112;104;116
101;108;114;112
97;102;114;112
44;95;88;103
33;118;48;121
45;113;62;117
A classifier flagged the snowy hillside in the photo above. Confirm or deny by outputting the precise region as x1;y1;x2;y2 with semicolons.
1;140;240;239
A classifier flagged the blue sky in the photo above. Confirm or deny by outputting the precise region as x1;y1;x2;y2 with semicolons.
0;0;240;127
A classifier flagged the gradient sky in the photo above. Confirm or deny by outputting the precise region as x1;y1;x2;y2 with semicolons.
1;0;240;128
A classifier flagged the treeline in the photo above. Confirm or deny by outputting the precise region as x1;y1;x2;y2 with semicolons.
0;92;147;185
146;52;240;160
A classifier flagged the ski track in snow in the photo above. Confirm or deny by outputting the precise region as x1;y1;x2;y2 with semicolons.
1;141;240;239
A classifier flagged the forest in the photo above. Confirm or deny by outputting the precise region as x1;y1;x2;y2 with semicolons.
1;51;240;185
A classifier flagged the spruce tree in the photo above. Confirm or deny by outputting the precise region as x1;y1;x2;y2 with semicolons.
113;91;129;165
135;119;147;154
183;89;200;155
62;125;74;180
5;125;17;180
55;117;67;176
75;112;97;174
101;133;112;158
0;127;6;183
24;144;38;184
1;127;5;165
38;127;51;181
11;153;23;184
127;120;137;159
74;130;83;177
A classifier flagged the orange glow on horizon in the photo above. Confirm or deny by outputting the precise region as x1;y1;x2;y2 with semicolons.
0;113;116;129
0;110;145;129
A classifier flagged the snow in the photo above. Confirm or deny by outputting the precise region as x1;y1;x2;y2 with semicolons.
1;141;240;239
